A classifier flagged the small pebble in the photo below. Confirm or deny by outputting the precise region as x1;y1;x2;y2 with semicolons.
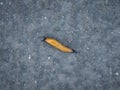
48;56;51;60
115;72;119;76
0;2;3;5
44;17;47;20
28;55;31;59
87;47;89;50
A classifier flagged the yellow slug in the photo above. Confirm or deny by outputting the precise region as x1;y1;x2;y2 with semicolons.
44;37;75;53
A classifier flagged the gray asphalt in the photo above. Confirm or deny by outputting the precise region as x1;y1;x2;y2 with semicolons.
0;0;120;90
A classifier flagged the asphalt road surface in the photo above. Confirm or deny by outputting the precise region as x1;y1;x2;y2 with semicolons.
0;0;120;90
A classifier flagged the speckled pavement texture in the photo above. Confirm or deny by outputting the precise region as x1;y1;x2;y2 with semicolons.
0;0;120;90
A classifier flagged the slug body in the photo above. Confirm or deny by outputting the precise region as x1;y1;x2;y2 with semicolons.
44;37;75;53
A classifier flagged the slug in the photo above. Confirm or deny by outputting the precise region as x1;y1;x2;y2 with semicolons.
43;37;76;53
